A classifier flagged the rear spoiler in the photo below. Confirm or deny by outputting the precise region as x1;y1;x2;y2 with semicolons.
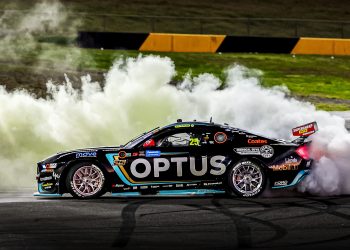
291;121;318;144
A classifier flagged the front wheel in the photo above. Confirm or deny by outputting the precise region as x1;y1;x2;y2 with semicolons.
66;162;106;199
227;160;266;198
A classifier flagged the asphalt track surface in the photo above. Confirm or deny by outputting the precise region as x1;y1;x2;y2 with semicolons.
1;190;350;250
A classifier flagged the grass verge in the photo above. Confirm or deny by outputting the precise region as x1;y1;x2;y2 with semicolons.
1;43;350;111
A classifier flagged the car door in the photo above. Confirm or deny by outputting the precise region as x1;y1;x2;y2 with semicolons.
123;128;212;190
201;127;234;184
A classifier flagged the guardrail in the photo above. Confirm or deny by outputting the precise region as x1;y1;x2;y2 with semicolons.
1;10;350;38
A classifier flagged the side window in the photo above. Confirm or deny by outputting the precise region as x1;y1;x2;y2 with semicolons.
156;132;202;147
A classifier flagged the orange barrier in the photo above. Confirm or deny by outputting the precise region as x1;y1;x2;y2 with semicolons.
292;38;350;55
139;33;226;53
78;32;350;55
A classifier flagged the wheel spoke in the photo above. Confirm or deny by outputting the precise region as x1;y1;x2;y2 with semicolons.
72;165;104;197
232;162;263;195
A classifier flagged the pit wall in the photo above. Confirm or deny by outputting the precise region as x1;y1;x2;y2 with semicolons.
77;32;350;55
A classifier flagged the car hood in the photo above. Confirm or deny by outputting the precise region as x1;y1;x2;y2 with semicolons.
39;145;123;164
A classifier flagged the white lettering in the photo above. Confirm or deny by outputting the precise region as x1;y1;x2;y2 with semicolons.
129;155;227;179
171;157;187;177
210;155;226;175
154;158;170;177
190;156;207;176
130;159;152;178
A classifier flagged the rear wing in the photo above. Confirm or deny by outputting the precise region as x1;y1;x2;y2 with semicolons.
291;121;318;144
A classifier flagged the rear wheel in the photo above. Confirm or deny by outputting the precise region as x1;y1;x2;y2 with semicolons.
227;160;266;198
66;163;106;199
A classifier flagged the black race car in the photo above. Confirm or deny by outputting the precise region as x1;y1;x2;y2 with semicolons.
35;120;317;198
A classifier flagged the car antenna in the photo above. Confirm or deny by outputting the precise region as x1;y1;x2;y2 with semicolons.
209;117;213;123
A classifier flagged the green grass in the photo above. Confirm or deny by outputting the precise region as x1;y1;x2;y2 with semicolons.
1;43;350;111
1;1;349;111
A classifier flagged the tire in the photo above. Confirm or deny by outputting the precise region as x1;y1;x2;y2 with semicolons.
66;162;106;199
227;160;266;198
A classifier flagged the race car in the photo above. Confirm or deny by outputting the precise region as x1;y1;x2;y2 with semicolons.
35;120;317;198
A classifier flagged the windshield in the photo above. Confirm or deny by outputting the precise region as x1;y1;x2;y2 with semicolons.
124;127;160;149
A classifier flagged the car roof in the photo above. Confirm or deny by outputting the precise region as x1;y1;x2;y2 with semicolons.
162;121;232;130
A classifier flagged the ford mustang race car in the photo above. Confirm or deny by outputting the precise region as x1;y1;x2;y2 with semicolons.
35;120;317;198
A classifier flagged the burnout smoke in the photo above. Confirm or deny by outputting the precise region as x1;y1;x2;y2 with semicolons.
0;0;85;72
0;55;349;195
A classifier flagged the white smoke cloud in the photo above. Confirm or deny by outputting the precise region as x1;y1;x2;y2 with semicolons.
0;0;85;72
0;1;65;59
0;54;349;195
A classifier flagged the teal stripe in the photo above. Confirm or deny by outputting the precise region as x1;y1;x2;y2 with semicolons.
272;170;310;189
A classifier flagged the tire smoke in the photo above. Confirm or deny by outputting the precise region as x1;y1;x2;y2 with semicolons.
0;55;349;195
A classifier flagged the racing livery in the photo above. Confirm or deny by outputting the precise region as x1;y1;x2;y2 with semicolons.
35;120;317;198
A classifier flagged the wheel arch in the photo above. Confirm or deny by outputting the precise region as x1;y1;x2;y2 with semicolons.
225;157;268;197
58;159;112;194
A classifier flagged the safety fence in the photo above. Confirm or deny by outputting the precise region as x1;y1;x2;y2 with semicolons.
1;10;350;38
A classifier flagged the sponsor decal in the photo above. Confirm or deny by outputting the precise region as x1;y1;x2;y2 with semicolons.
143;139;155;148
292;121;318;137
246;134;257;138
41;168;54;173
269;158;301;171
43;163;57;169
140;186;148;189
175;124;194;128
132;152;139;157
123;187;131;191
247;139;267;144
162;184;173;188
260;145;274;158
145;150;161;157
214;132;227;144
189;138;200;146
114;184;124;188
76;152;97;158
113;155;126;166
118;151;127;159
53;172;60;180
129;155;226;179
176;184;184;187
203;181;222;186
203;135;210;141
139;151;145;157
234;147;261;155
40;176;52;181
42;182;53;187
285;156;298;164
151;185;160;188
186;183;198;187
274;180;288;186
270;164;299;171
234;146;274;158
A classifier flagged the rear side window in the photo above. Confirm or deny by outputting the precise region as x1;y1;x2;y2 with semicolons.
156;131;203;147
